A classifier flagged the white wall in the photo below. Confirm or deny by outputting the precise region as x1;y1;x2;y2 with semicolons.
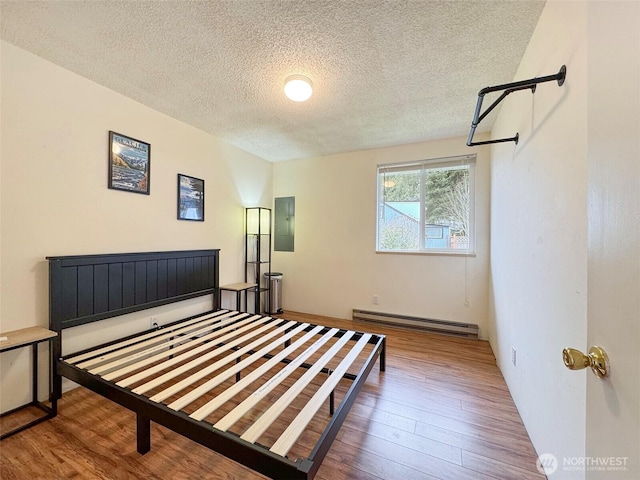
273;135;491;336
489;1;588;474
0;41;272;411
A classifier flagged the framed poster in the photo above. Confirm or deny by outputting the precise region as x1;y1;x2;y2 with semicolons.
108;131;150;194
178;174;205;221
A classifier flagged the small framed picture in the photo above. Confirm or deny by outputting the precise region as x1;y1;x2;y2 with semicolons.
108;131;150;194
178;174;205;221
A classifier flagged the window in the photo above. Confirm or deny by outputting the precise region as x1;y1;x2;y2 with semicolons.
376;154;475;254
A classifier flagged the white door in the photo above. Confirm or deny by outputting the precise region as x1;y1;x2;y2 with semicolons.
585;2;639;478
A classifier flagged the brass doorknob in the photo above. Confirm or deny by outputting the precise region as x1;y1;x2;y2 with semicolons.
562;346;609;378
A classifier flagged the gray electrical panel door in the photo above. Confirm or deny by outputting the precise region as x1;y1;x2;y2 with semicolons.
274;197;294;252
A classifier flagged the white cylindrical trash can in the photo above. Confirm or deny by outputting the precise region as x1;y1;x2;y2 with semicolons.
264;272;283;314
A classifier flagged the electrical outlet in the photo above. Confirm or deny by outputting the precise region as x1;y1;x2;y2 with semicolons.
373;295;379;305
150;316;159;330
511;347;517;366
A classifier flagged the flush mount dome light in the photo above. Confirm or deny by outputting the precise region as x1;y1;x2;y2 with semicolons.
284;75;313;102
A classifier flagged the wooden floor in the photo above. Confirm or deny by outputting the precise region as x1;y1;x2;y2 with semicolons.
0;311;545;480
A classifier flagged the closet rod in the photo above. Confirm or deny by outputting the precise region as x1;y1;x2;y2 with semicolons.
467;65;566;147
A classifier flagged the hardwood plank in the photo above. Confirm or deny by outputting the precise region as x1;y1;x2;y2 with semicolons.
337;424;496;480
354;380;466;418
373;391;529;443
461;398;527;425
414;414;536;453
343;410;462;465
411;418;540;472
347;400;417;433
322;438;439;480
315;452;386;480
0;405;47;434
462;450;546;479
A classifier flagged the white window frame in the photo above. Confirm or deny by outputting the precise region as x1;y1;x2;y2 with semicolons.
376;154;476;255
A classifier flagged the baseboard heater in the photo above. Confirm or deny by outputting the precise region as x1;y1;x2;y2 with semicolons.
352;309;479;339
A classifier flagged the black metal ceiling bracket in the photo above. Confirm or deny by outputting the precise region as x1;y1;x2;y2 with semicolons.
466;65;566;147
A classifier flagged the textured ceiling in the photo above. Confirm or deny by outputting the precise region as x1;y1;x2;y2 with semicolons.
0;0;544;162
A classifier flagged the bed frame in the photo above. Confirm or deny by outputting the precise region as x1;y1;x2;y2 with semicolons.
48;249;385;479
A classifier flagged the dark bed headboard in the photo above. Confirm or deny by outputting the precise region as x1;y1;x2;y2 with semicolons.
48;249;220;332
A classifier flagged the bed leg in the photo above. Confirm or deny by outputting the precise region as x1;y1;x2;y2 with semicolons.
326;367;335;416
50;364;58;416
51;335;62;413
329;390;335;416
380;337;386;372
136;413;151;454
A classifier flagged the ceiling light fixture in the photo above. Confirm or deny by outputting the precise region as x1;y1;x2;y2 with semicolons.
284;75;313;102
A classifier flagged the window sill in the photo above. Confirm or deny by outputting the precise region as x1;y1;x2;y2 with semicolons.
375;250;476;257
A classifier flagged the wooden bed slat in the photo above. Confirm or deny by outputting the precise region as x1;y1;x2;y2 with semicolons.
147;322;310;402
227;330;355;442
109;315;269;385
269;334;372;456
211;327;341;429
163;321;303;410
66;310;230;365
189;325;324;421
73;310;238;369
119;316;280;390
78;315;248;375
74;312;237;370
136;320;301;398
